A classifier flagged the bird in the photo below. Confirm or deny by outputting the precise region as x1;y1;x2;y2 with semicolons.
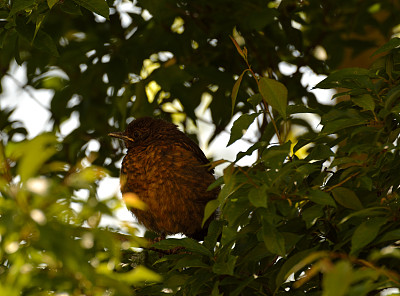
109;117;219;240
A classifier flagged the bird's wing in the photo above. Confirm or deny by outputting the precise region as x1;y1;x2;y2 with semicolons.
177;137;214;173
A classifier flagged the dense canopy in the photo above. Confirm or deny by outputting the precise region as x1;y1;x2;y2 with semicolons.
1;0;400;295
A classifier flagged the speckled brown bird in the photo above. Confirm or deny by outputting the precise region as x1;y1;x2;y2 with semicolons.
109;117;218;240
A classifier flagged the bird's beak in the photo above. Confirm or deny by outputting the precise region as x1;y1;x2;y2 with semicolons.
108;132;133;142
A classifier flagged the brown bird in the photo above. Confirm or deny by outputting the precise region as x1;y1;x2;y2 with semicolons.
109;117;218;240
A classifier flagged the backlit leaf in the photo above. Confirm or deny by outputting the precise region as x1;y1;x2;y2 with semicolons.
322;261;353;296
231;69;249;117
259;77;288;119
228;113;260;146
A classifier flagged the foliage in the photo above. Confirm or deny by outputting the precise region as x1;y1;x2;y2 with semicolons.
1;0;400;295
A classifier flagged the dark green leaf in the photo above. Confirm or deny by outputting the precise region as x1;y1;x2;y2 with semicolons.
315;68;371;89
275;249;315;287
307;190;336;207
321;117;366;135
352;94;375;111
231;69;249;117
247;93;263;109
306;144;334;161
152;238;212;257
262;222;286;257
248;184;268;208
384;84;400;111
261;141;291;169
372;37;400;56
302;205;323;228
351;217;387;255
212;254;237;276
72;0;110;19
10;0;35;15
227;113;260;146
331;187;363;210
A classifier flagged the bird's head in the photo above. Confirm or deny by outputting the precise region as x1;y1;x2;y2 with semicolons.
109;117;179;149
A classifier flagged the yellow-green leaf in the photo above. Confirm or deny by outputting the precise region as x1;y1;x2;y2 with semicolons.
258;77;288;119
47;0;58;9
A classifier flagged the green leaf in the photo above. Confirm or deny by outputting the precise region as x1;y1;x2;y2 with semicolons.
322;261;353;296
174;257;209;269
118;265;162;284
10;0;35;15
47;0;58;8
306;144;334;161
7;133;58;182
34;14;46;41
352;94;375;111
248;184;268;208
376;229;400;244
72;0;110;19
275;249;315;287
315;68;371;89
331;187;363;210
372;37;400;56
15;18;59;56
262;222;286;257
258;77;288;119
231;69;249;117
302;205;323;228
227;112;260;146
351;217;387;255
340;207;388;224
321;117;365;135
152;238;212;257
307;190;336;207
384;84;400;111
202;199;220;227
247;93;263;109
212;254;237;275
261;141;291;169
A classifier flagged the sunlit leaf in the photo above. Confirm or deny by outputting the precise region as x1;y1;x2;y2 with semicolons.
322;261;353;296
6;134;58;182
